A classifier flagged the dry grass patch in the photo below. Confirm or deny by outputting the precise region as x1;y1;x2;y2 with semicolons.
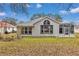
0;34;79;55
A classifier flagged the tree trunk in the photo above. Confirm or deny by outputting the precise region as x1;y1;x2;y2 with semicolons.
17;26;22;39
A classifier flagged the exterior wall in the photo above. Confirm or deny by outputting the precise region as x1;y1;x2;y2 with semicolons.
6;27;17;33
58;34;75;37
0;27;12;33
6;27;12;32
14;27;17;31
20;18;75;37
0;28;4;34
32;18;59;37
74;25;79;33
0;27;17;34
74;28;79;33
32;20;74;37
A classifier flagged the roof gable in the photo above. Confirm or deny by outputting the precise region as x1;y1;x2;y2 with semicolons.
33;16;61;25
0;21;15;28
18;16;61;26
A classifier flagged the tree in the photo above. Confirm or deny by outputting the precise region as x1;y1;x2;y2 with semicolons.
18;21;25;24
31;13;62;22
30;13;45;20
10;3;29;15
0;3;29;15
53;14;62;22
2;17;17;25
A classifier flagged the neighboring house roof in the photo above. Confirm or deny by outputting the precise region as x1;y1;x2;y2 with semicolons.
0;21;15;28
17;16;61;26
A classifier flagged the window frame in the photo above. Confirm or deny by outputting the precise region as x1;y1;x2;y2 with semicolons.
21;27;32;35
59;25;63;34
40;20;53;34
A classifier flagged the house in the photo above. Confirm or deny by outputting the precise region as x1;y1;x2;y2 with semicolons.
17;15;74;37
74;24;79;33
0;21;17;34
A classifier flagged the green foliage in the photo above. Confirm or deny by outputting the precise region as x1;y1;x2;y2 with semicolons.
53;14;62;22
31;13;46;20
31;13;62;22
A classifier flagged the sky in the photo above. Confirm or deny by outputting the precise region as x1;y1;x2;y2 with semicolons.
0;3;79;23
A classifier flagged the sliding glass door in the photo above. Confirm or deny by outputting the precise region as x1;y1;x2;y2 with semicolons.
64;27;70;35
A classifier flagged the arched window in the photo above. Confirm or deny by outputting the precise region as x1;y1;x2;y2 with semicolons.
40;20;53;34
44;20;50;25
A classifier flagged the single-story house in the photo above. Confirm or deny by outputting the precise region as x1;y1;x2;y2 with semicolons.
17;15;74;37
74;24;79;33
0;21;17;34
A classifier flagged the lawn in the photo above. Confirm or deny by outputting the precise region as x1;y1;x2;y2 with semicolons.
0;34;79;56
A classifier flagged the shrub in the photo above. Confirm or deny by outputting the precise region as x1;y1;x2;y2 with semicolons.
5;31;9;34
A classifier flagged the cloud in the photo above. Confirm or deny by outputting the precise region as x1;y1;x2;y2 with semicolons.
59;7;79;14
26;4;31;7
70;7;79;13
36;4;42;8
0;12;6;16
12;12;17;16
62;20;70;23
59;10;68;14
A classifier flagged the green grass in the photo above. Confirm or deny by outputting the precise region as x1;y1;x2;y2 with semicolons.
0;34;79;55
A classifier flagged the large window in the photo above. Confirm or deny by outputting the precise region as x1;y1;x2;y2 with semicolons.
21;27;32;35
59;24;74;34
70;25;74;34
40;20;53;34
50;25;53;34
59;25;63;34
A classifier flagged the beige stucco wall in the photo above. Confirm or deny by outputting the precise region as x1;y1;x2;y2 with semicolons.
31;18;59;37
0;28;4;34
19;18;75;37
74;28;79;33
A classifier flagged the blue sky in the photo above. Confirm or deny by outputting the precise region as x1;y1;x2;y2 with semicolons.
0;3;79;23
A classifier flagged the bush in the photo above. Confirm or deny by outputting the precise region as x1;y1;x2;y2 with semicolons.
5;31;9;34
12;30;16;33
0;36;3;40
4;36;15;41
0;36;15;42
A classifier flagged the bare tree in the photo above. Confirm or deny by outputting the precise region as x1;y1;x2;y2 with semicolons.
0;3;29;15
10;3;29;15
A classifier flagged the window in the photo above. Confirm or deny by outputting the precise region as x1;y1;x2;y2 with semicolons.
40;20;53;34
59;25;63;34
50;25;53;34
70;25;74;34
25;27;28;34
44;25;50;34
40;25;43;34
21;27;32;35
65;27;69;35
59;24;74;34
44;20;50;25
29;27;32;34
